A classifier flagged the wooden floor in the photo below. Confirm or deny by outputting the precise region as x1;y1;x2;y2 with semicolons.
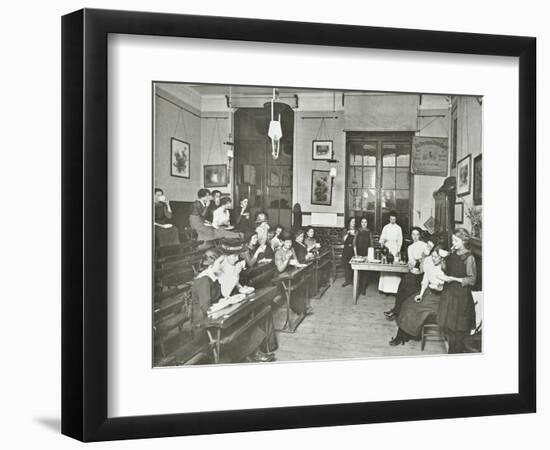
275;275;447;362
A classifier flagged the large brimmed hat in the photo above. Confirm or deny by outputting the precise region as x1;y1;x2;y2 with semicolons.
219;238;246;255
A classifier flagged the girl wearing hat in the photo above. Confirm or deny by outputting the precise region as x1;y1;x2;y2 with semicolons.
192;246;274;363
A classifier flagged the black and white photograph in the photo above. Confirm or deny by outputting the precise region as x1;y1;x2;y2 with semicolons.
153;83;484;367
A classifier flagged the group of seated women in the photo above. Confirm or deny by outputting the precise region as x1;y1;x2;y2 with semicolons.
188;214;324;362
387;227;478;354
190;241;277;363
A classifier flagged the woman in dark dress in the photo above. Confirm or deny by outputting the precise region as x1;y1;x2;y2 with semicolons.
390;245;452;345
353;216;373;295
437;228;477;354
234;197;252;234
191;249;275;363
384;228;430;320
293;229;314;264
341;217;357;287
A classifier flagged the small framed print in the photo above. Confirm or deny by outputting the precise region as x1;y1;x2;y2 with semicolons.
474;154;483;205
204;164;228;187
312;140;333;160
311;169;333;206
457;154;472;196
170;137;190;178
454;202;464;223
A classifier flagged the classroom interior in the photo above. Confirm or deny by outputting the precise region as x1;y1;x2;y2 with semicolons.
153;83;483;366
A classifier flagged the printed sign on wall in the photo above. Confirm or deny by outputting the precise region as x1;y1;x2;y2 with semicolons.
412;136;449;176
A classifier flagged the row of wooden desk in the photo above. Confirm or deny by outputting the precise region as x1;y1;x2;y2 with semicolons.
154;244;335;365
271;248;335;333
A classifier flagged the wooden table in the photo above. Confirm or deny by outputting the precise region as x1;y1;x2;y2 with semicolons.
350;259;409;304
272;264;313;333
203;286;279;363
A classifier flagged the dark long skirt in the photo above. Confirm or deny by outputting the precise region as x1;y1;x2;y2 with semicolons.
396;288;441;338
393;272;422;315
438;282;476;333
342;246;354;284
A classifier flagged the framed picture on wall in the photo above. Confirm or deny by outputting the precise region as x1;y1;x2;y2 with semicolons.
170;137;190;178
457;154;472;196
311;169;333;206
312;140;333;160
454;202;464;223
204;164;228;187
474;154;482;205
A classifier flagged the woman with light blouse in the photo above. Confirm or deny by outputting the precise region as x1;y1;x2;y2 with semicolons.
384;227;429;320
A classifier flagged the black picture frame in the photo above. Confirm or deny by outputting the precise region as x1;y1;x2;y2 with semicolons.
312;139;334;160
457;154;472;197
203;164;228;187
454;202;464;224
62;8;536;442
311;169;333;206
474;154;483;205
170;137;190;179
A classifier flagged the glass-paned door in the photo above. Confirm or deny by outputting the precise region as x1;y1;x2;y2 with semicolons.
346;132;413;233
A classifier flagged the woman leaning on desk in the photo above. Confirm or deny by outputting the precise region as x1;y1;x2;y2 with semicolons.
190;247;275;363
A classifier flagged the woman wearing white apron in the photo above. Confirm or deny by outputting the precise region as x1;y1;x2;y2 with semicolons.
378;212;403;294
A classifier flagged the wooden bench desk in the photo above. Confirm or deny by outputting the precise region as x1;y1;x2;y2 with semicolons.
203;286;280;364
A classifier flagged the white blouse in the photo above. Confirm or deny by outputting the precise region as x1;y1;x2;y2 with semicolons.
380;223;403;256
407;240;428;264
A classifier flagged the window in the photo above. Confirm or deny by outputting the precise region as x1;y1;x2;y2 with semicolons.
346;133;412;233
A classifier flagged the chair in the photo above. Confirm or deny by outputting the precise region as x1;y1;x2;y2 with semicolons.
421;314;448;351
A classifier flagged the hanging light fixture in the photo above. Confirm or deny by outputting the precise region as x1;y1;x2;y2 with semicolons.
267;88;283;159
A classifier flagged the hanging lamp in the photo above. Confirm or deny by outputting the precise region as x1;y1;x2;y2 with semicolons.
267;88;283;159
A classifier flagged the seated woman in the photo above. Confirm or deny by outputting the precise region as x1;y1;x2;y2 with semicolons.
240;232;267;269
293;229;315;264
274;231;300;273
304;226;321;253
191;247;274;363
437;228;477;353
254;211;270;246
274;231;313;315
233;197;252;234
390;245;452;346
270;224;284;253
154;188;180;247
188;188;216;243
384;227;430;320
217;238;248;298
209;196;243;240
